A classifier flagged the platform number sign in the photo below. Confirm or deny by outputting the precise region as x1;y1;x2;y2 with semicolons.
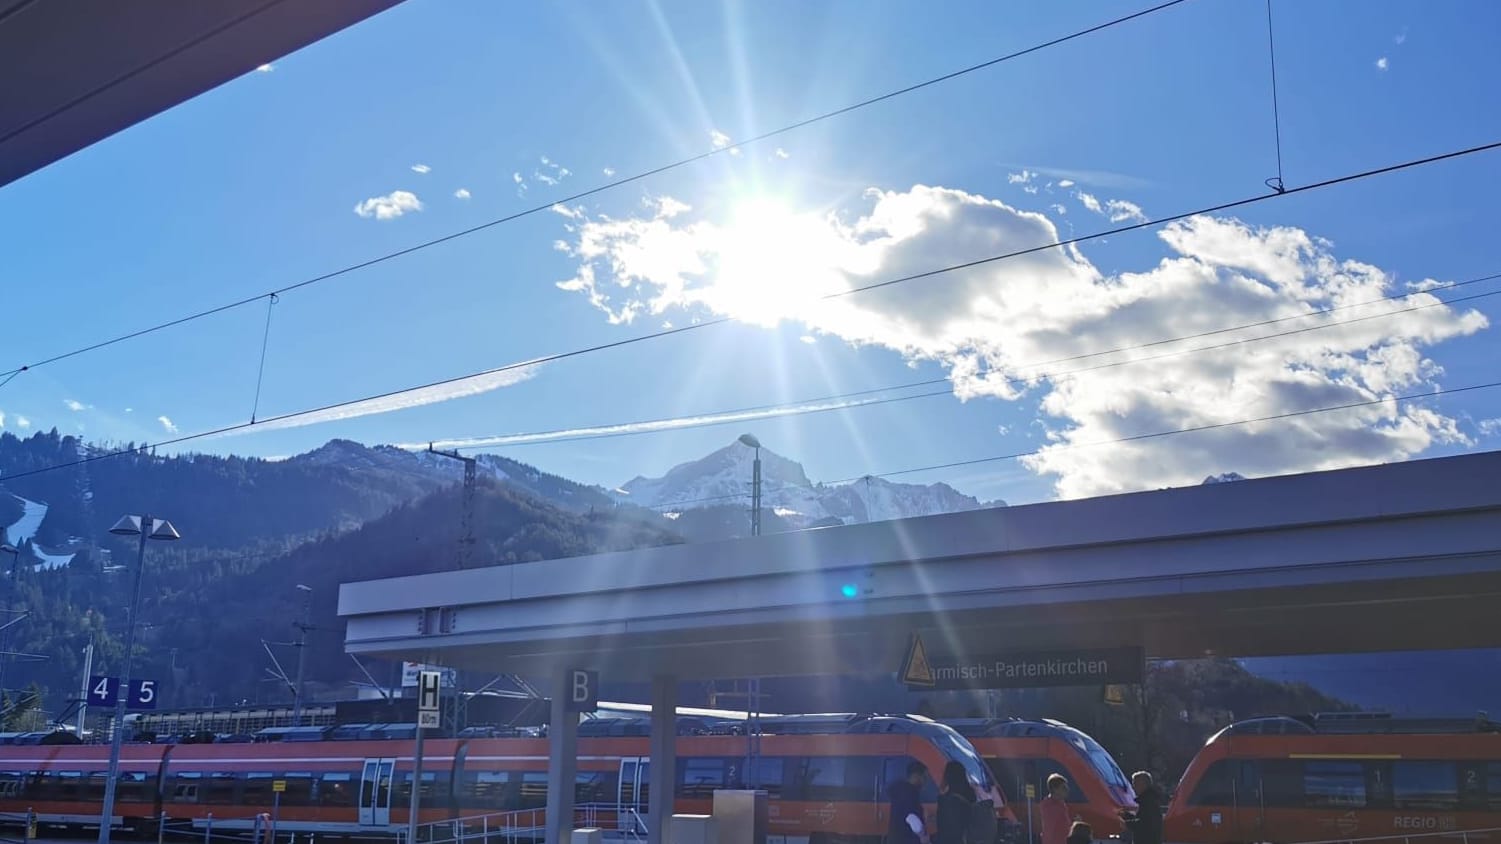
87;676;158;709
565;668;598;712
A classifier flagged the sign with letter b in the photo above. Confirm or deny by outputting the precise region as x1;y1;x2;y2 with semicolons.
565;668;598;712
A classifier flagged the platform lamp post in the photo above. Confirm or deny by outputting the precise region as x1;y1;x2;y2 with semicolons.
0;543;17;699
98;515;179;844
292;583;313;727
738;433;762;537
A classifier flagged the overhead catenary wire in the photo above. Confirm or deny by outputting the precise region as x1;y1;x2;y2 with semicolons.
644;379;1501;510
1264;0;1287;193
431;270;1501;452
0;0;1192;386
249;293;279;424
2;139;1500;485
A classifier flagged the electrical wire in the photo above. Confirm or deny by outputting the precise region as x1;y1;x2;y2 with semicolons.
1264;0;1287;193
2;140;1500;485
644;379;1501;510
0;0;1192;385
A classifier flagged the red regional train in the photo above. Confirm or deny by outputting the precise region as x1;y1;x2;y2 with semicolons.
948;719;1138;840
0;714;1011;843
1165;713;1501;844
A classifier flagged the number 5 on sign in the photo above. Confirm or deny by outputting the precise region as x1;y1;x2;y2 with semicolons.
129;679;158;710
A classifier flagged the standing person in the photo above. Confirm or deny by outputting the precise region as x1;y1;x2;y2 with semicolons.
936;761;977;844
1066;822;1094;844
1040;774;1072;844
1120;772;1163;844
889;761;930;844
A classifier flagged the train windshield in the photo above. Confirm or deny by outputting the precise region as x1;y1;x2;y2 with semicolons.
1059;726;1132;791
928;724;1000;798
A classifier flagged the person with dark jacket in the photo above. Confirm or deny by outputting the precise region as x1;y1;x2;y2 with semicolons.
936;761;977;844
1066;822;1094;844
1120;772;1164;844
889;761;929;844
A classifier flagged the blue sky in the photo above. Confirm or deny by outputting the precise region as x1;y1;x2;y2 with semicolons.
3;0;1500;505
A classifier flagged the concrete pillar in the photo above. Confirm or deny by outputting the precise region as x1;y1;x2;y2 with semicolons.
546;673;579;844
647;675;678;844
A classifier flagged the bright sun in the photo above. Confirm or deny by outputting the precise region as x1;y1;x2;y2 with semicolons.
702;197;856;326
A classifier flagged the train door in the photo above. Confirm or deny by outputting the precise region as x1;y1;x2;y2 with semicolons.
1232;761;1263;843
359;758;396;826
617;757;649;834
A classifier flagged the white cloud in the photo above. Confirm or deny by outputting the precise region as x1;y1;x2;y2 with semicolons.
1076;191;1103;214
1023;185;1039;195
1394;28;1408;45
454;188;471;200
512;172;524;184
158;416;178;434
603;167;617;177
15;416;29;429
222;365;541;437
1007;170;1036;185
125;407;133;413
800;335;817;344
1058;179;1076;188
1051;204;1068;215
0;411;5;428
411;164;431;174
556;184;1487;499
1376;56;1389;71
774;148;790;160
255;63;275;73
1477;417;1501;437
64;399;86;412
710;130;732;149
1105;199;1148;223
353;190;423;220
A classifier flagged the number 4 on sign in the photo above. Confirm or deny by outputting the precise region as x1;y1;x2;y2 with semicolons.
88;676;120;706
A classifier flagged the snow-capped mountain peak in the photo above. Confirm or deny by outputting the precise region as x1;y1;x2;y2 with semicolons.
616;439;999;529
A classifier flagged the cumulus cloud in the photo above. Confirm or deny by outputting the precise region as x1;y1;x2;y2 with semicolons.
64;399;86;412
710;130;732;149
534;156;571;187
1076;191;1103;214
1376;56;1389;71
775;148;790;160
1105;199;1148;223
411;164;431;174
603;167;617;177
555;184;1487;498
1007;170;1036;185
15;416;29;429
1479;418;1501;437
158;416;178;434
1051;203;1068;215
255;63;275;73
353;190;423;220
454;188;471;200
1058;179;1076;188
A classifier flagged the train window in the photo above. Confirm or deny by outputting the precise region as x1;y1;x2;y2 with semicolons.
846;756;883;803
397;772;441;804
748;758;785;798
280;774;316;806
86;773;108;800
1392;762;1458;811
463;771;510;807
986;760;1026;806
1304;762;1366;809
319;772;355;807
243;773;276;803
796;757;847;802
518;772;548;809
57;771;83;800
578;771;611;805
1259;760;1303;808
1187;760;1234;806
680;758;726;798
204;773;239;804
1037;760;1087;803
173;772;202;803
0;772;23;799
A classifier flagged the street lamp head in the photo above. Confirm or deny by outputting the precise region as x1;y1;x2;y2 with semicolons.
296;584;313;593
109;515;143;536
0;544;16;555
738;433;762;449
148;520;181;542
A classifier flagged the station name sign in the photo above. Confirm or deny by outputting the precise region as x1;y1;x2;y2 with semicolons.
901;635;1144;690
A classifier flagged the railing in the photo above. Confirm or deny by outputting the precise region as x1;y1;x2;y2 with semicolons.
1283;828;1501;844
410;804;649;844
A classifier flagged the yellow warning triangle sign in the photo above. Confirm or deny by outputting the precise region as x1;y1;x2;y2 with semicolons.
902;634;935;687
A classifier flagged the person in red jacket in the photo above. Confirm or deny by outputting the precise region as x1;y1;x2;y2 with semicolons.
1040;774;1073;844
